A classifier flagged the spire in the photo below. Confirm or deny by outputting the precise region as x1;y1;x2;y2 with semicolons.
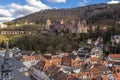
4;41;10;59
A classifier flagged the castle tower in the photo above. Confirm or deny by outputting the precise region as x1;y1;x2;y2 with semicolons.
60;19;64;25
45;19;51;30
77;20;89;33
1;41;13;80
71;20;77;33
77;20;82;33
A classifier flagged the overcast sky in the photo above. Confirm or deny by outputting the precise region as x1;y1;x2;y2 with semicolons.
0;0;120;23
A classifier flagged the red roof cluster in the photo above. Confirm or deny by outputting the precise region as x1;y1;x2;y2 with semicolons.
109;54;120;59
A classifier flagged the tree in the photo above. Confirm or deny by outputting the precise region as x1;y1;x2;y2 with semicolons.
1;40;5;48
46;46;55;53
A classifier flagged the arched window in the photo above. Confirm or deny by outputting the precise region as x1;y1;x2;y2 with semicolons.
5;73;9;78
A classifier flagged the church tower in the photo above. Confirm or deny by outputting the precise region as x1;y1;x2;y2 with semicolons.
1;41;13;80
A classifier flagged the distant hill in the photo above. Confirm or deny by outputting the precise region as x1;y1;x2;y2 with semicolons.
12;3;120;25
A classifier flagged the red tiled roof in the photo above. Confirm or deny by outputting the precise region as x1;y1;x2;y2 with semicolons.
90;67;101;73
36;60;46;70
113;73;120;80
89;57;98;61
115;66;120;70
67;75;79;80
109;54;120;59
102;75;109;80
51;66;61;75
80;72;90;76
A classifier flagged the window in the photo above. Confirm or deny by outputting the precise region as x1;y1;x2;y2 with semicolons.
11;72;13;77
5;73;9;78
82;75;88;80
109;76;115;80
103;71;106;75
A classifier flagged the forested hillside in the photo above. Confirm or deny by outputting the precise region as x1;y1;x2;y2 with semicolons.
12;3;120;25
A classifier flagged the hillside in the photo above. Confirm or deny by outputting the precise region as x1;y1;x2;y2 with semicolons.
1;3;120;53
12;3;120;25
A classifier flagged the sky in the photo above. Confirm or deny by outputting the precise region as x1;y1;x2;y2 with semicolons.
0;0;120;23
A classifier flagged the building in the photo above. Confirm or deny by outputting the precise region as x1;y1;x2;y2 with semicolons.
77;46;92;59
0;23;7;28
0;31;37;35
21;55;41;69
51;55;62;65
60;19;64;25
108;54;120;61
1;41;13;80
1;31;24;35
90;47;103;59
108;54;120;65
31;59;52;80
87;56;99;64
30;52;120;80
77;20;89;33
45;19;51;30
0;42;30;80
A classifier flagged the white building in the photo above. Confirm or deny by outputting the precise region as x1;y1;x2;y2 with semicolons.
90;47;103;59
0;23;7;28
21;55;41;69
